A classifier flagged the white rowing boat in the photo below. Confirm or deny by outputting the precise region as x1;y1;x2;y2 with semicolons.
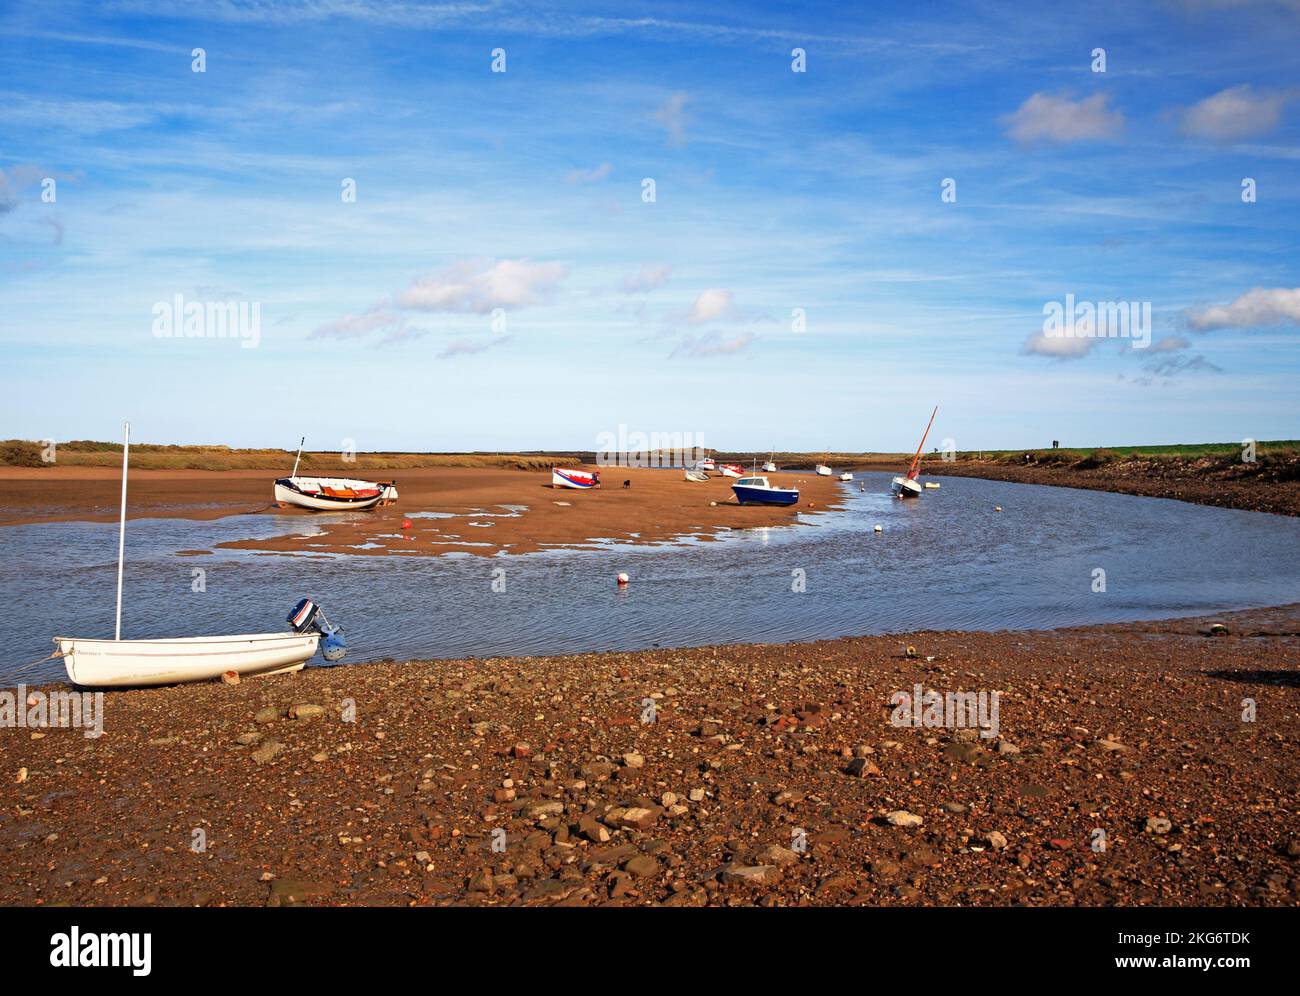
52;423;343;688
274;438;397;511
684;468;710;482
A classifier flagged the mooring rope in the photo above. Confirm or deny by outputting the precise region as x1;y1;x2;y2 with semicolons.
10;648;65;676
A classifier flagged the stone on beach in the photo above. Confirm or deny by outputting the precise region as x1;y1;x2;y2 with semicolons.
886;811;924;828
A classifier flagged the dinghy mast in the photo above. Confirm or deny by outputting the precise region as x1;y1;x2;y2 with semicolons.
115;421;129;641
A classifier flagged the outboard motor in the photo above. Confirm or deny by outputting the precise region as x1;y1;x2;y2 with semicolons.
287;598;348;663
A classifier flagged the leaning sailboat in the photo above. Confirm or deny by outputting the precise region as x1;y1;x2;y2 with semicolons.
891;406;938;499
53;422;345;688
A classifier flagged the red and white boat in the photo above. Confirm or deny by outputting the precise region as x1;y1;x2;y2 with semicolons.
891;406;938;499
274;439;397;511
718;463;743;478
552;467;601;489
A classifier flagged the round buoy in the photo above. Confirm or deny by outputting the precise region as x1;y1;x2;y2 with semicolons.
874;523;882;533
401;519;413;529
617;572;629;586
994;506;1002;512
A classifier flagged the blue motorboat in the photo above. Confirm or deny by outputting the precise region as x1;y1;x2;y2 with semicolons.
731;475;800;506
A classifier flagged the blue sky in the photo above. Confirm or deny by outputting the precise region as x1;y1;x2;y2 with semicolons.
1;0;1298;452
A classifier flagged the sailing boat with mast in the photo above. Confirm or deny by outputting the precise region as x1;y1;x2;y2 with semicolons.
53;423;345;688
891;406;938;499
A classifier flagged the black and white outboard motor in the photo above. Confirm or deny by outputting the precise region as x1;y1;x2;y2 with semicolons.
287;598;347;663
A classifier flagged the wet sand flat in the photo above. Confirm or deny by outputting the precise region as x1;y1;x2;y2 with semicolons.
0;465;844;556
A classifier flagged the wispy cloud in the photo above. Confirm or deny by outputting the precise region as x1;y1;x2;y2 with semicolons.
1179;85;1289;141
438;335;511;359
670;330;753;359
1021;331;1095;359
565;162;612;184
311;302;403;340
620;263;671;293
397;258;567;314
1188;287;1300;329
653;92;691;146
1003;92;1124;145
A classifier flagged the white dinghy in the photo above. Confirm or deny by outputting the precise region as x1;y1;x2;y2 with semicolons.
53;423;345;688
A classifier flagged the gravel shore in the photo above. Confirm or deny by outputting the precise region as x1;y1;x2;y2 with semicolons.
3;605;1296;907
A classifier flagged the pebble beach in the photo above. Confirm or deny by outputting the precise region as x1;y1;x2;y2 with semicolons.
3;604;1296;907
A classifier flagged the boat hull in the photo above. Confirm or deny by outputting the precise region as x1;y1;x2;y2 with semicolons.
719;464;743;479
815;465;832;476
552;468;600;489
56;632;321;688
761;461;777;473
891;475;923;498
684;469;710;482
732;483;800;506
274;477;397;511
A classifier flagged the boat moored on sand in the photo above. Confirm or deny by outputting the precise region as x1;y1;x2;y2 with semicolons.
274;438;397;511
719;463;743;479
552;467;601;489
815;463;832;477
731;475;800;506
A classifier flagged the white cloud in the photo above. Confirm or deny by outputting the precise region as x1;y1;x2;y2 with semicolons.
565;162;613;184
1188;287;1300;329
1179;85;1288;141
396;258;567;314
621;264;672;293
671;330;753;358
1003;92;1124;145
685;288;734;323
1021;331;1095;358
654;92;691;145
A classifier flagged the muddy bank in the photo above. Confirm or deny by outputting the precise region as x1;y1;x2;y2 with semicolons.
2;605;1296;907
0;466;843;556
921;453;1300;518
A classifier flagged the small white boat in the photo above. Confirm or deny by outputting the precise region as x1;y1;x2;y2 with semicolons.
684;468;710;482
552;467;601;489
719;463;743;479
924;482;941;490
891;406;938;499
761;451;777;473
57;632;321;688
274;439;397;511
815;464;832;477
697;457;717;471
53;424;344;688
838;471;854;481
